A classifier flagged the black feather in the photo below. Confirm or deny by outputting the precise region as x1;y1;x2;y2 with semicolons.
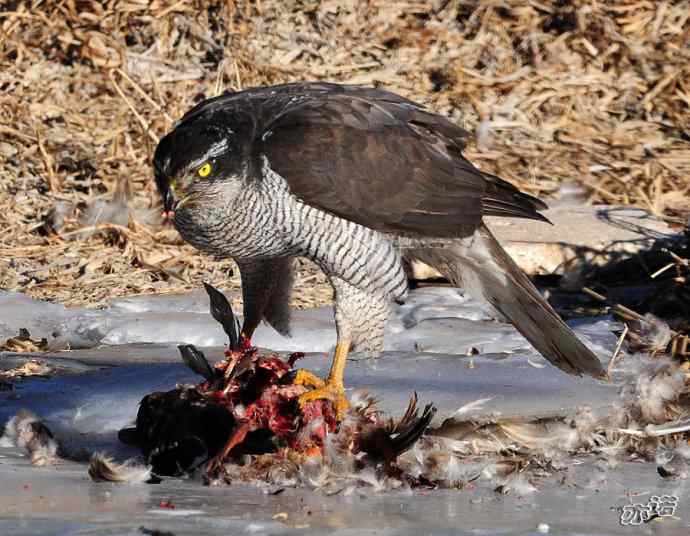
203;282;241;350
156;82;550;239
390;402;436;457
178;344;217;381
358;393;436;464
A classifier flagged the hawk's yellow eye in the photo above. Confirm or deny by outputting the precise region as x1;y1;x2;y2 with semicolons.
198;162;212;177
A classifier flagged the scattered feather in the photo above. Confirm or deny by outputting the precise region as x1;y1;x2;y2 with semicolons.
0;410;59;466
637;314;672;354
449;396;495;418
88;453;152;483
618;357;685;424
494;472;538;496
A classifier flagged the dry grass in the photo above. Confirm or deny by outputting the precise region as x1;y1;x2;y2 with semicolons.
1;0;689;309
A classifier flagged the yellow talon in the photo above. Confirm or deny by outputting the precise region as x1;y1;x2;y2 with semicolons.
296;340;352;420
294;369;326;389
298;382;350;420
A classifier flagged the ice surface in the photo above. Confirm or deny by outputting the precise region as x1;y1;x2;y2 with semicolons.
0;446;687;535
0;287;618;360
0;292;110;350
395;286;494;327
0;285;622;448
0;292;88;348
1;287;687;535
0;349;619;445
109;289;222;314
0;363;197;458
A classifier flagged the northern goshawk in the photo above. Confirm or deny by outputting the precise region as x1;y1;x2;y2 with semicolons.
154;82;604;415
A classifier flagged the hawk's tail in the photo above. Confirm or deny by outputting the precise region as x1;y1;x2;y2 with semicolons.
416;224;605;379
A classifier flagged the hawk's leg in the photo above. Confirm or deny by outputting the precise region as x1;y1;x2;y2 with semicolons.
298;276;390;419
236;257;294;342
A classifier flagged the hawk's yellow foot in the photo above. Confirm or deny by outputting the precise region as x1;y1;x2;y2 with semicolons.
298;381;349;419
297;340;351;419
294;369;325;389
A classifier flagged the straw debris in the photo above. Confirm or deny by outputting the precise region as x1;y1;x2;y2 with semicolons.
2;1;689;308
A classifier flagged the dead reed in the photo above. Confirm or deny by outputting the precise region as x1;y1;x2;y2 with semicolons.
1;0;688;308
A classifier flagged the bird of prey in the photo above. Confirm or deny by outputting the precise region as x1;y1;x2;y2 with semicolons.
154;82;604;416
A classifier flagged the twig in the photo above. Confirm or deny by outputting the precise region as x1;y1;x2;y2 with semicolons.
617;421;690;438
650;262;675;279
35;128;58;192
59;222;134;239
150;72;166;111
0;125;37;142
667;250;689;266
137;256;189;283
109;70;159;144
233;58;242;90
214;59;226;96
311;61;381;75
155;0;189;18
116;68;174;123
582;287;648;323
607;324;629;381
583;287;681;350
641;70;679;107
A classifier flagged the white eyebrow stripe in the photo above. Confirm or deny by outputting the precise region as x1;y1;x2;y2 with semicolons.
189;138;230;169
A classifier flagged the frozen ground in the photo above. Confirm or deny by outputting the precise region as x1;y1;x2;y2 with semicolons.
0;286;615;356
1;446;687;536
1;287;688;535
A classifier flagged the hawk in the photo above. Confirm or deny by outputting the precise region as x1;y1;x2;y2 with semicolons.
154;82;604;416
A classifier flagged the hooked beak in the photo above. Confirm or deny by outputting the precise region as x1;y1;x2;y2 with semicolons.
155;170;177;215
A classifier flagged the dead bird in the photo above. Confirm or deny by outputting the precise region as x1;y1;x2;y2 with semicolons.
119;381;435;481
119;283;435;483
119;387;277;476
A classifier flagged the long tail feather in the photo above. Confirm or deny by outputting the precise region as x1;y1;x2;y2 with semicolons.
414;224;605;378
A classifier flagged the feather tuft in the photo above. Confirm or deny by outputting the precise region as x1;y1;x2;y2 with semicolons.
619;357;685;424
494;472;538;496
88;453;152;483
1;410;58;466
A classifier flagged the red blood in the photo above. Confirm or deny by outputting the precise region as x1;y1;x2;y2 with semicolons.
158;500;175;509
195;346;341;463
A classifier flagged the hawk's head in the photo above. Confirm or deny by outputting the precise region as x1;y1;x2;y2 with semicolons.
153;116;248;225
153;106;261;256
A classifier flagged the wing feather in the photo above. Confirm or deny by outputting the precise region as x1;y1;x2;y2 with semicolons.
179;83;548;237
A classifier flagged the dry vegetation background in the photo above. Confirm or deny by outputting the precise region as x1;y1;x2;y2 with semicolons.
1;0;689;309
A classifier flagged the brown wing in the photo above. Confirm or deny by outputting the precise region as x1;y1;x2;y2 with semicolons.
252;83;547;238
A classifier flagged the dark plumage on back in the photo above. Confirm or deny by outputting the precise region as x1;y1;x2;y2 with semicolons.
167;82;548;238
